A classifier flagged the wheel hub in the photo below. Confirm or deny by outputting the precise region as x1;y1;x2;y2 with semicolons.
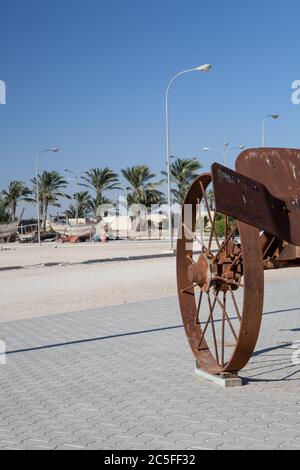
188;254;212;291
188;241;243;293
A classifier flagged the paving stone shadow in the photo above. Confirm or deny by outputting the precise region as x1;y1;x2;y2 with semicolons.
1;324;184;356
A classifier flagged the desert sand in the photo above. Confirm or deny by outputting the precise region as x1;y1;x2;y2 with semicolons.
0;257;177;322
0;240;172;269
1;243;299;323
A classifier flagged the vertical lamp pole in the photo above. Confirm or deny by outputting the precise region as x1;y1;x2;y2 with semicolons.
262;114;279;147
224;142;244;166
36;148;60;245
166;64;212;251
65;169;79;224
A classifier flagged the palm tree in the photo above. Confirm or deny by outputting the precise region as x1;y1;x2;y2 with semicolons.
87;196;113;220
0;196;11;224
31;171;70;230
121;165;165;207
161;157;202;205
122;165;165;232
2;180;32;221
66;191;93;219
81;168;120;205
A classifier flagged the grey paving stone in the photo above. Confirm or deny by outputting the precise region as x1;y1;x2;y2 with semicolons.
0;278;299;449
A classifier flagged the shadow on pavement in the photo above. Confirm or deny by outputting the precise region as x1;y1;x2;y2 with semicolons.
1;306;299;384
244;343;300;383
2;324;184;356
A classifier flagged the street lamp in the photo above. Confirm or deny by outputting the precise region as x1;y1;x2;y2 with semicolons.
65;169;79;224
166;64;212;251
202;146;224;163
224;142;244;166
36;148;60;245
262;114;279;147
203;143;244;166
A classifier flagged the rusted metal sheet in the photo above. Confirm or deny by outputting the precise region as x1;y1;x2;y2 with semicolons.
211;162;300;246
236;148;300;246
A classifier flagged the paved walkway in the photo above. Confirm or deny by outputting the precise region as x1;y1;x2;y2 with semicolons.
0;277;300;449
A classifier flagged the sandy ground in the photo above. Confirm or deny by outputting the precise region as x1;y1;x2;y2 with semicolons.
0;240;172;268
0;253;300;323
0;258;177;322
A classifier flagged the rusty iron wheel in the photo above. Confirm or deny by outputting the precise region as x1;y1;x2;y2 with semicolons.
177;173;264;375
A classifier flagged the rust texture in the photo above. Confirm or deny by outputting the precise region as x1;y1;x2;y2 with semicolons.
177;148;300;377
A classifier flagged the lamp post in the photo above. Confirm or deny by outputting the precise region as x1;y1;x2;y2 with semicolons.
262;114;279;147
36;148;60;245
65;169;79;224
203;143;244;167
166;64;212;251
224;142;244;166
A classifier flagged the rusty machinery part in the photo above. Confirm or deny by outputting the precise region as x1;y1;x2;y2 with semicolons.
260;234;300;270
177;174;264;375
212;162;300;247
236;148;300;269
236;148;300;247
212;148;300;270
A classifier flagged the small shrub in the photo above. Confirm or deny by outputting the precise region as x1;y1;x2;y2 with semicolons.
214;213;236;238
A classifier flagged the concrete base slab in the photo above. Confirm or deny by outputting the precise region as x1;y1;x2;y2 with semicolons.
194;365;244;388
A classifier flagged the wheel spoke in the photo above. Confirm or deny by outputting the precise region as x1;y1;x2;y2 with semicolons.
208;211;217;252
207;294;220;366
197;198;204;249
197;294;218;351
181;284;197;296
199;181;221;250
224;215;228;255
195;290;203;325
221;292;226;367
229;287;242;322
183;223;204;250
213;276;244;288
229;251;243;269
263;235;276;258
186;255;195;265
232;281;244;288
215;295;238;342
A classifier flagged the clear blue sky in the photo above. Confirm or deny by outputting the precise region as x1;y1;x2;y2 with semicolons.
1;0;300;207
